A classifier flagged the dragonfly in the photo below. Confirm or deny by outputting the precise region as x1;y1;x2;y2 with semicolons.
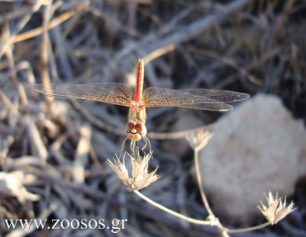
34;59;249;141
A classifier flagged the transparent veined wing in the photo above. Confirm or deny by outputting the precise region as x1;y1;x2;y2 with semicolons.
143;87;249;111
180;88;249;103
33;82;133;107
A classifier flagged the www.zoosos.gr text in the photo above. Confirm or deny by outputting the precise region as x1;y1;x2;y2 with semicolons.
3;218;128;233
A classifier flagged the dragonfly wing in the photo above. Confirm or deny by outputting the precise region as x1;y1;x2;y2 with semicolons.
33;82;133;107
181;88;249;103
170;102;233;111
143;87;233;111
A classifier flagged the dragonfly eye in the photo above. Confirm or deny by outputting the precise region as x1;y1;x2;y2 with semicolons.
127;122;138;134
128;122;135;130
135;123;142;132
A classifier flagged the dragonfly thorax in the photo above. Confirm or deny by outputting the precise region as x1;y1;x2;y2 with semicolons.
128;104;146;123
130;101;145;110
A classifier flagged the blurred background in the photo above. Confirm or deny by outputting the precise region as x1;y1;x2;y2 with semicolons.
0;0;305;236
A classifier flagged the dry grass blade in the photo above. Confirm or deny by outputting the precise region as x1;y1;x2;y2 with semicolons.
0;0;46;58
24;116;48;160
14;3;87;43
39;1;54;110
73;124;92;183
0;171;39;203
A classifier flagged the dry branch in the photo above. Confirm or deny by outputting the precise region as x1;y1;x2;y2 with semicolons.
0;0;46;58
103;0;252;80
24;116;48;160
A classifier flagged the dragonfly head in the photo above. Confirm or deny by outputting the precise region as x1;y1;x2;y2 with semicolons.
127;122;147;141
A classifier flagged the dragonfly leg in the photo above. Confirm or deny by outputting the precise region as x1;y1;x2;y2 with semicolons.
141;137;147;151
123;137;152;158
142;136;152;154
129;140;134;155
119;137;128;159
130;140;140;158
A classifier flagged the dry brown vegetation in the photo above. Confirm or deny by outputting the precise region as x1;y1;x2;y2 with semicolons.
0;0;305;236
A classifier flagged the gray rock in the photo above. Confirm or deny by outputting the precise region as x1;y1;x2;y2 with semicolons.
198;94;306;222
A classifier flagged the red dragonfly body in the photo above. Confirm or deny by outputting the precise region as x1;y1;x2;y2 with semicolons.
34;59;249;141
127;59;147;140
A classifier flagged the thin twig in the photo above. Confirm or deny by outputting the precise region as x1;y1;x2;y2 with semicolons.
2;21;29;107
133;190;215;226
194;147;214;216
103;0;252;80
14;7;80;43
0;0;46;58
40;1;54;113
143;44;176;64
0;91;19;115
148;125;214;140
228;222;270;233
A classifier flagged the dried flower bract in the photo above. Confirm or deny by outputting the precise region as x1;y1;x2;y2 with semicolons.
258;192;296;225
186;128;213;150
108;152;159;191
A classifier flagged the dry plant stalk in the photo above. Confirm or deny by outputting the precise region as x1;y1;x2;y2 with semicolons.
40;1;54;113
108;131;296;236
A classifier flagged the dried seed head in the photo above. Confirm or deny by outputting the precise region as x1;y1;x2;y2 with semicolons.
108;152;159;191
186;128;213;150
258;192;296;225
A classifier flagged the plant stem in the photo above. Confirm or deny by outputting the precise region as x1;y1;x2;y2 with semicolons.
228;222;270;233
194;147;214;216
194;147;230;236
133;190;215;225
193;147;271;235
